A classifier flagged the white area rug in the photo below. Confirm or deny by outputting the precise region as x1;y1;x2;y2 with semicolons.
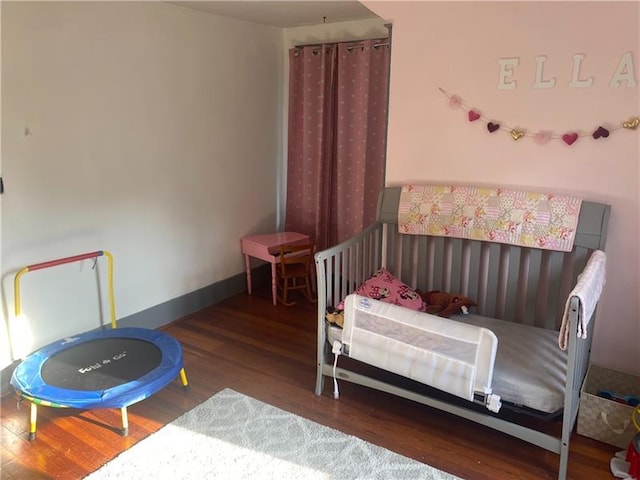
84;388;462;480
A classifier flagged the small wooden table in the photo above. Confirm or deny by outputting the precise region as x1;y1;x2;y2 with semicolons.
241;232;310;305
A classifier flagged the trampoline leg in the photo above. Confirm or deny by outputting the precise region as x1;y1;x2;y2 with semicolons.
179;368;189;390
120;407;129;436
28;402;37;441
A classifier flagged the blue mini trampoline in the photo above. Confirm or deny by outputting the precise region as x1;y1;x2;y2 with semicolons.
10;251;188;440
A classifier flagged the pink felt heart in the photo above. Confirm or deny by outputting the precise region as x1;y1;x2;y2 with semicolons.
468;110;481;122
487;122;500;133
592;126;610;139
448;95;462;108
562;133;579;146
534;131;552;145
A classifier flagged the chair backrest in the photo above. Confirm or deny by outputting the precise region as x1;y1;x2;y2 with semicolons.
279;243;314;276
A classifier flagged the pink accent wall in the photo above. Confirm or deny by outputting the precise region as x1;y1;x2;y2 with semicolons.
366;1;639;375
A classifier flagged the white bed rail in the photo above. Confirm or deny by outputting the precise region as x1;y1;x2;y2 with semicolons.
342;294;501;411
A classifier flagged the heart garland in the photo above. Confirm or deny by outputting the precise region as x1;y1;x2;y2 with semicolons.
592;126;610;139
487;122;500;133
468;110;481;122
438;86;639;146
534;131;552;145
511;129;525;141
623;117;639;130
562;133;579;146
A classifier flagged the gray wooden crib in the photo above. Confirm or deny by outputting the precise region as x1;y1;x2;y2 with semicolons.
314;185;610;480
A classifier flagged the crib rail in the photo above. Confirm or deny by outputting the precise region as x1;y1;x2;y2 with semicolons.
315;222;384;312
315;223;384;395
383;231;598;330
314;186;611;480
378;188;610;331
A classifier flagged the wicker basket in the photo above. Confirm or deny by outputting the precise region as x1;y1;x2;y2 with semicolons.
577;364;640;449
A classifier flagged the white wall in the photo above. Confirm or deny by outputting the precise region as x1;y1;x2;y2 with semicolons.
1;1;283;368
0;4;5;367
284;17;388;46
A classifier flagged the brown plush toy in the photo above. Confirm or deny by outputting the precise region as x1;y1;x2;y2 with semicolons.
326;308;345;328
422;291;477;318
326;291;476;326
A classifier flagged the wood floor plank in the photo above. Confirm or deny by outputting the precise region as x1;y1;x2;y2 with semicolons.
1;289;618;479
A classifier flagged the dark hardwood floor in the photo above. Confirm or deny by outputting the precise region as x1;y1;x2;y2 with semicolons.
2;288;618;479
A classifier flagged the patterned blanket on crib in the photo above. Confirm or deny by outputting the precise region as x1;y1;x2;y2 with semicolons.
398;185;582;252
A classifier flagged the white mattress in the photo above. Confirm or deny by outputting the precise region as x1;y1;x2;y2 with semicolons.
327;309;568;414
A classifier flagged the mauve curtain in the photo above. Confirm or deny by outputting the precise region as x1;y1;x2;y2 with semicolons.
285;39;390;252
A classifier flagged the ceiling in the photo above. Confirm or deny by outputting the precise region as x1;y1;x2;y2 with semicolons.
171;1;379;28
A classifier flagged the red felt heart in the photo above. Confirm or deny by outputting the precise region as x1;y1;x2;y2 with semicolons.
487;122;500;133
562;133;578;146
468;110;481;122
592;126;610;139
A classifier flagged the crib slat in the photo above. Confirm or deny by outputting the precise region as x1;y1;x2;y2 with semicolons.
448;238;463;295
514;249;530;323
459;240;472;297
432;238;445;292
414;237;426;291
494;246;510;319
422;238;435;291
341;250;349;302
527;249;543;326
409;237;420;288
328;257;334;306
354;244;360;288
390;230;402;277
534;251;552;328
539;251;562;330
476;243;490;316
466;242;482;310
555;253;574;329
442;239;453;291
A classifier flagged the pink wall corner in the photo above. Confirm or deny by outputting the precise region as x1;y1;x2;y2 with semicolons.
366;1;640;375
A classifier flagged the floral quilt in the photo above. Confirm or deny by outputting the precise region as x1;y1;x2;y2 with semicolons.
398;185;582;252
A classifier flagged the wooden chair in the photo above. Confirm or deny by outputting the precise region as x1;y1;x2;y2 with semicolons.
277;243;315;306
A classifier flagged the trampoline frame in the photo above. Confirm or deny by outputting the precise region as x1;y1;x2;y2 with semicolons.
10;250;189;440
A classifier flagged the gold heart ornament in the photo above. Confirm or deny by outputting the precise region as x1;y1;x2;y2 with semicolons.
623;117;639;130
511;129;525;141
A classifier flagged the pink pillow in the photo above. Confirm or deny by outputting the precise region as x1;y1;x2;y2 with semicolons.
337;268;425;311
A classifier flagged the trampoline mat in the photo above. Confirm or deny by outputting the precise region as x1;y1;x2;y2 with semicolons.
41;338;162;392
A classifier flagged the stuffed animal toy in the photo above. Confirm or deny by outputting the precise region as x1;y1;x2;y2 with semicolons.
326;291;476;327
326;307;344;328
421;290;477;318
